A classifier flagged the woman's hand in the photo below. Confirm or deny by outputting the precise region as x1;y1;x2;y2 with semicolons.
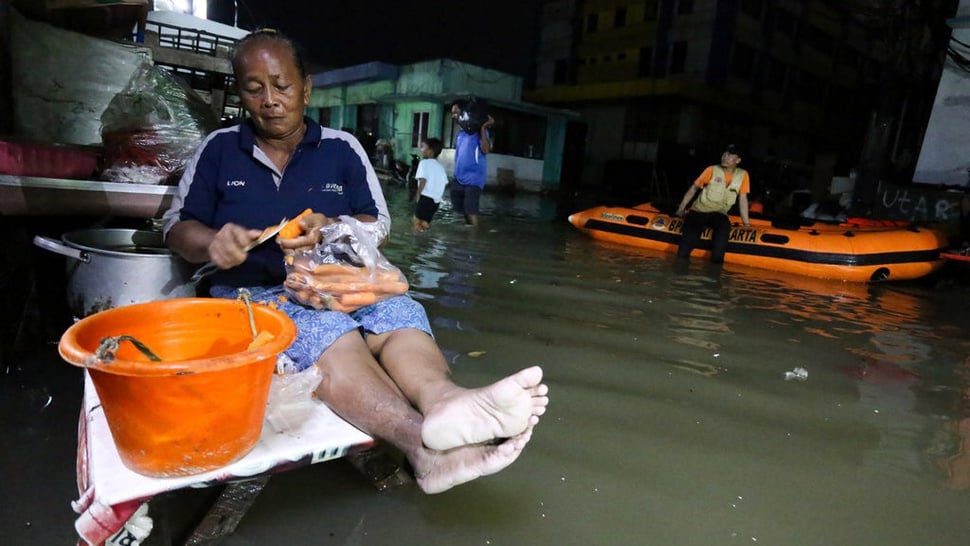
208;223;262;269
277;212;335;253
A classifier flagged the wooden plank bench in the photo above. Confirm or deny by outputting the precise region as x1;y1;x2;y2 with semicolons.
72;371;407;545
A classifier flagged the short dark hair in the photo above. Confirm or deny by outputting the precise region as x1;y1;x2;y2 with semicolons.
231;28;308;79
422;137;443;157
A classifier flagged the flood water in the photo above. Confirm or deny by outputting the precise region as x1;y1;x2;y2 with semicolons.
4;186;969;545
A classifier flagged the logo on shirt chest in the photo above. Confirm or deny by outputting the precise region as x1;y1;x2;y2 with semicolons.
226;179;246;187
322;182;344;195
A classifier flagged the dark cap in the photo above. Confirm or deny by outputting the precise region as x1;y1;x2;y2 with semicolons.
724;144;741;157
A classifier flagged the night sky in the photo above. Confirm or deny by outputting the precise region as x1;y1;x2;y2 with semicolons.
207;0;543;77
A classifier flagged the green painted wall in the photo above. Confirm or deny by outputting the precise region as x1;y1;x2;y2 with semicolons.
333;105;357;131
439;59;521;101
310;81;395;107
309;87;344;108
378;104;395;144
346;80;395;104
390;101;442;162
307;59;572;188
395;59;522;102
543;116;567;189
396;61;445;95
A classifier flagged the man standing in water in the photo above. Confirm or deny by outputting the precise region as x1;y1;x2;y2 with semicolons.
675;144;751;263
451;98;494;226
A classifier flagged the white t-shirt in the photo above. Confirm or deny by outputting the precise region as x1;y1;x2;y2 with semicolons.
415;158;448;203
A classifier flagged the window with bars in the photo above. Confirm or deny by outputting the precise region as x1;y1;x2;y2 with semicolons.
765;57;787;91
554;58;570;83
638;47;653;77
670;41;687;73
740;0;764;20
615;6;627;27
731;42;756;79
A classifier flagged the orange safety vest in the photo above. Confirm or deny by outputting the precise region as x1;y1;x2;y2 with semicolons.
692;166;746;214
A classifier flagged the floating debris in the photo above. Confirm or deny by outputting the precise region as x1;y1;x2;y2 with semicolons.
784;367;808;381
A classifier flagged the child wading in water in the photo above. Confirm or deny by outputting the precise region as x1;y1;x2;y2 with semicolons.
412;137;448;231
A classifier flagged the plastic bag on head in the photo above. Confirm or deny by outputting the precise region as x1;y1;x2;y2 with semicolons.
458;97;489;134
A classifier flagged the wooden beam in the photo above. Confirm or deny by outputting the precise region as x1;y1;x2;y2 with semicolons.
143;30;233;75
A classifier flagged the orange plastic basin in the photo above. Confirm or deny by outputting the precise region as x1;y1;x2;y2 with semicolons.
59;298;297;478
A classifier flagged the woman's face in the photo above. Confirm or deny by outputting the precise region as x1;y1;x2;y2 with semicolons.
234;40;310;140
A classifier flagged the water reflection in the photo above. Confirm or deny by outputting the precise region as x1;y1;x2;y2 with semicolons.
321;188;970;545
938;416;970;490
931;356;970;490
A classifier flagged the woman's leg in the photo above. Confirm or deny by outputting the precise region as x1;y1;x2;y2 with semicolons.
366;328;548;451
315;331;417;445
315;330;547;493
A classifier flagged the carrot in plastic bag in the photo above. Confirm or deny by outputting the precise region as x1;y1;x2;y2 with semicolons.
337;291;378;308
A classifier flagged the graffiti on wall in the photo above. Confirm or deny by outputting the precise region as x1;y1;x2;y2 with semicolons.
875;183;966;226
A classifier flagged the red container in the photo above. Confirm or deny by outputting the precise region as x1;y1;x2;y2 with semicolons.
0;139;99;179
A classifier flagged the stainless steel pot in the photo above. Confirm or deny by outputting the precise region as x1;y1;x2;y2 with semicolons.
33;229;197;317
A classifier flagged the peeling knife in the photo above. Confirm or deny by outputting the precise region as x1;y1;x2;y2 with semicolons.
246;217;289;251
191;217;288;282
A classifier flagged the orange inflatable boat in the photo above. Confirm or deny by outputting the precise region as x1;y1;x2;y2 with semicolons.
568;203;949;282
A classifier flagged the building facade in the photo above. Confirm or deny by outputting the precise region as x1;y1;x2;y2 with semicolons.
526;0;922;207
309;59;579;193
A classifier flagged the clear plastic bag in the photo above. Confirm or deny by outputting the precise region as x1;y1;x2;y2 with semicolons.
99;61;219;185
264;360;323;433
283;216;409;312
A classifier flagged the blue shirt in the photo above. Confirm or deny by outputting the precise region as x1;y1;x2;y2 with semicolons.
454;130;489;188
165;118;380;288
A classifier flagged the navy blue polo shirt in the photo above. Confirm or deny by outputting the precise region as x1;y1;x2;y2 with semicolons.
175;118;379;288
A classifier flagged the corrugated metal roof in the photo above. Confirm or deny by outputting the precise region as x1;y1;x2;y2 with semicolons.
312;62;401;88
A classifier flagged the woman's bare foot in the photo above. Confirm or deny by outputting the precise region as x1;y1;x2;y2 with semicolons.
421;366;548;451
413;426;534;494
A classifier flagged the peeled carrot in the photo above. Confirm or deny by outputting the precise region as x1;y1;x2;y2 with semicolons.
311;263;363;276
313;281;378;294
374;269;405;282
284;272;312;288
278;208;313;239
247;330;275;350
373;280;410;295
338;291;378;307
327;301;353;313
